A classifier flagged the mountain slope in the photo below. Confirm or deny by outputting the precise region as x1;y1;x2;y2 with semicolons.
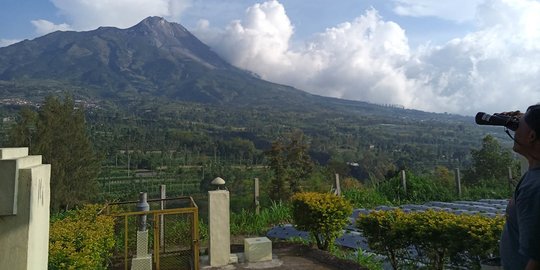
0;17;324;107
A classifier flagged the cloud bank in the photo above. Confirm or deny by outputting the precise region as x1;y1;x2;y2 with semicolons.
32;0;192;34
0;39;20;47
194;0;540;115
31;19;72;35
391;0;484;23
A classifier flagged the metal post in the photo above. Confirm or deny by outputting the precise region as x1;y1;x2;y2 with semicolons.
254;178;260;215
455;168;462;197
334;173;341;196
160;185;166;249
401;170;407;194
136;192;149;231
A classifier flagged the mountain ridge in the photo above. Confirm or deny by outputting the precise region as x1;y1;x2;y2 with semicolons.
0;16;476;123
0;17;425;113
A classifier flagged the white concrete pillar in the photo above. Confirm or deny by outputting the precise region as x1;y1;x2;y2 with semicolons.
0;147;51;270
208;190;230;267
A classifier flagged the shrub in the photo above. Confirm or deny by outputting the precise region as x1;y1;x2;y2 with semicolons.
49;204;115;270
357;209;504;269
291;192;352;251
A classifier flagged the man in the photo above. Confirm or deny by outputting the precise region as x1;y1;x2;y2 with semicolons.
500;105;540;269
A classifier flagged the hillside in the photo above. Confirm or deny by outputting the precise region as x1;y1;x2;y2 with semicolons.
0;17;506;173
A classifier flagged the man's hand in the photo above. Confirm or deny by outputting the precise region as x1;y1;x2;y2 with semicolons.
497;110;524;118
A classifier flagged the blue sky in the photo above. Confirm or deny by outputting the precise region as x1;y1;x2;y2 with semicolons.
1;0;540;115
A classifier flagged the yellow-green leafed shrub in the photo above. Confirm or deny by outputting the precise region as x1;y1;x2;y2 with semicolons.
291;192;353;251
49;204;115;270
357;209;505;270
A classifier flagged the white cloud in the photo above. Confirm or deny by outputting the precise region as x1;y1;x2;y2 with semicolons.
46;0;191;31
0;39;20;47
195;0;540;115
196;2;418;108
409;0;540;113
391;0;485;23
31;19;72;35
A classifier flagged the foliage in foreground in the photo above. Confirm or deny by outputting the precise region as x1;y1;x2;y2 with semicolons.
332;248;384;270
357;209;504;270
49;204;115;270
292;192;352;251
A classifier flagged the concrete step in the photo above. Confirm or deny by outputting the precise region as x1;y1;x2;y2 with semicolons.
0;148;29;160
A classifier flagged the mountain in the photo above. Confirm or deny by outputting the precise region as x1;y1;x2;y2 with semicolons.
0;17;452;114
0;16;329;108
0;17;501;171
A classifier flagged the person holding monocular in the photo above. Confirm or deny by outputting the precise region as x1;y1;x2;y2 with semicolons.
476;105;540;269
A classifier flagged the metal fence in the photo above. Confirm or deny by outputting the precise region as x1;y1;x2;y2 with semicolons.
105;196;199;270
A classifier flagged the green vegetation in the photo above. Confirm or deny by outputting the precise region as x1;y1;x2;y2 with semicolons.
49;204;115;270
230;201;292;236
291;192;353;251
357;209;504;270
332;248;384;270
267;131;315;201
463;134;520;185
8;95;101;211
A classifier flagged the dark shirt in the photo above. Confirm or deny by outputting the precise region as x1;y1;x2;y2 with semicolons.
500;169;540;269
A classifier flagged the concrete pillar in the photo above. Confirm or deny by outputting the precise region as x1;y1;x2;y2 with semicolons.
208;190;230;267
0;147;51;270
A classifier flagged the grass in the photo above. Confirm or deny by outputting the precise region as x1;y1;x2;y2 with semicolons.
230;201;292;236
332;248;384;270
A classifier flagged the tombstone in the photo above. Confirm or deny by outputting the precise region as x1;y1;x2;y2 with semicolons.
0;147;51;270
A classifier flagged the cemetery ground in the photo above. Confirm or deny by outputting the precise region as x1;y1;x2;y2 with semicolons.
201;241;366;270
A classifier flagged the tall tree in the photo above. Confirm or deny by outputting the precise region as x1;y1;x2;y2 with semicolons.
266;131;314;201
464;135;519;185
9;95;101;211
267;140;289;201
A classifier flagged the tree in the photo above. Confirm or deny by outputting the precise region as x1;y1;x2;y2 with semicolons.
464;135;519;185
267;140;290;201
8;107;36;148
266;131;314;201
9;95;101;211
